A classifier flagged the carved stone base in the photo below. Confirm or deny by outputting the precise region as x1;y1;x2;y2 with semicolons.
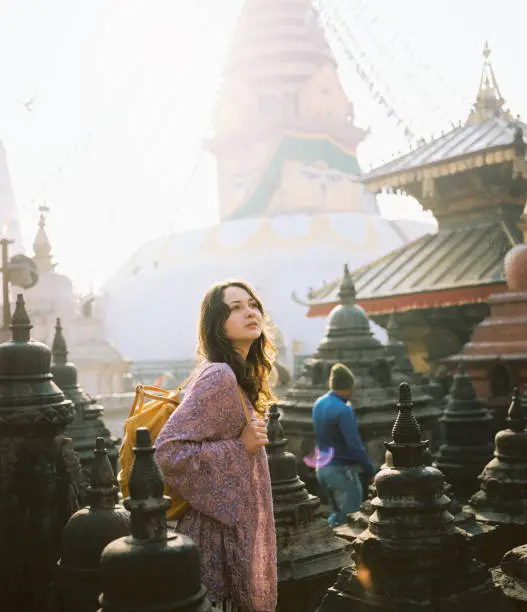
457;511;527;568
317;561;512;611
493;545;527;610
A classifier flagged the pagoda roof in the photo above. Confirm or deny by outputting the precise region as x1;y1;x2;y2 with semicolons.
301;215;522;317
362;43;527;194
361;117;527;193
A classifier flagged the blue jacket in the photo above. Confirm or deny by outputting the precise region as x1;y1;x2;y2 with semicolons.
313;391;373;475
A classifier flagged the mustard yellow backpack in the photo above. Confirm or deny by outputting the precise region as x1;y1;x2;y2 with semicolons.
118;382;189;521
118;378;252;521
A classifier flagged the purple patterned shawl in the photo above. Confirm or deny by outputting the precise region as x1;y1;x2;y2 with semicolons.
155;361;277;612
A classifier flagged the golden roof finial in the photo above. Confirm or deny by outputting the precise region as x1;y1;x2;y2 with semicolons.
33;203;55;272
38;204;50;229
466;42;510;125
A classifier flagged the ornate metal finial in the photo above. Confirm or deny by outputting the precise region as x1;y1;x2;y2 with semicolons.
33;204;54;272
10;293;32;342
385;383;427;467
129;428;165;500
337;263;356;306
37;204;50;229
125;427;170;540
466;41;508;125
51;317;68;365
88;437;120;508
391;383;422;444
266;404;287;457
267;404;284;443
506;388;525;433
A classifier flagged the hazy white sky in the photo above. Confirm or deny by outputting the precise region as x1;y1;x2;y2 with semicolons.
0;0;525;293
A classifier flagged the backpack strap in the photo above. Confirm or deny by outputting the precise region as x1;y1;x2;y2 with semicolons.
128;377;192;418
131;366;252;424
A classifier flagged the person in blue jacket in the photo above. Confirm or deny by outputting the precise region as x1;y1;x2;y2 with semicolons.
313;362;374;527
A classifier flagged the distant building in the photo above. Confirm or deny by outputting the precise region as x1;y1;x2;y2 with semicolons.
22;209;130;395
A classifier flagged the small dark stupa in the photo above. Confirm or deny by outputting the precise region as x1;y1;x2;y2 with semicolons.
0;294;83;611
318;383;508;611
494;544;527;610
267;404;350;611
433;364;494;501
56;437;131;612
339;445;467;542
98;427;211;612
51;318;119;504
463;388;527;565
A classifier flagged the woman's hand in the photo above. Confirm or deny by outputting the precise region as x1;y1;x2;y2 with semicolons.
240;420;269;454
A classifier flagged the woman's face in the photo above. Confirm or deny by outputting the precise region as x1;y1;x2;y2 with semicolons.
223;285;263;347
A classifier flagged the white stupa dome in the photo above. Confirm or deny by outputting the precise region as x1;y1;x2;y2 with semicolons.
101;210;433;361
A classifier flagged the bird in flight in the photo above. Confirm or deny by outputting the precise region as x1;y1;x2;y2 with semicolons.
22;95;36;113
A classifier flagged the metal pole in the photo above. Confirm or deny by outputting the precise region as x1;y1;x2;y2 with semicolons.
1;238;14;330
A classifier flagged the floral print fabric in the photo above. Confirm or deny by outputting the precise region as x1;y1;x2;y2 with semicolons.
155;362;277;612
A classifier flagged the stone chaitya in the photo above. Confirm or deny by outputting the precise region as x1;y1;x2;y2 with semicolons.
433;364;494;502
461;388;527;565
51;318;119;503
493;544;527;610
279;264;441;493
266;404;350;611
318;383;509;611
339;445;466;542
56;437;131;612
98;427;211;612
0;294;83;611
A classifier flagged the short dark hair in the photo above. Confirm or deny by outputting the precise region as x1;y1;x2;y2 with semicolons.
329;363;356;391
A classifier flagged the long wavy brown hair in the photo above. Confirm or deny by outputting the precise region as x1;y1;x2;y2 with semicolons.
197;280;276;414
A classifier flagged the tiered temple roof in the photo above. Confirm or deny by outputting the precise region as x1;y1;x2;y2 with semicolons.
299;45;527;321
224;0;334;84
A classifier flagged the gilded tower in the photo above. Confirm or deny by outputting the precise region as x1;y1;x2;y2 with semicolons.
207;0;374;220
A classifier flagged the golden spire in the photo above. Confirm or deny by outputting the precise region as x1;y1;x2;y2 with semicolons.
224;0;333;84
466;42;511;125
33;204;55;272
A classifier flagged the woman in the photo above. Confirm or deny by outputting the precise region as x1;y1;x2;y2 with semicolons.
155;281;277;612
